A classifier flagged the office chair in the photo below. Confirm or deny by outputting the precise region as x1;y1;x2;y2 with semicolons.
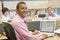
3;22;17;40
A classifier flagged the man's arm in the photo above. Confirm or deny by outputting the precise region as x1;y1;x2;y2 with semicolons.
11;21;48;40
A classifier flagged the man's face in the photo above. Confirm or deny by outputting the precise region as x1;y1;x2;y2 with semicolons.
47;8;53;15
17;4;28;18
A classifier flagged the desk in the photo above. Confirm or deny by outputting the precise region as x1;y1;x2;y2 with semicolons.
45;34;60;40
0;35;7;40
0;34;60;40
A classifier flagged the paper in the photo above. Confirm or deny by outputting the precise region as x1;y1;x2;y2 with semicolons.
55;29;60;33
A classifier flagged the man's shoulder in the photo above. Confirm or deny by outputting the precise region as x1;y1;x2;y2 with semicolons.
53;13;59;16
11;16;23;23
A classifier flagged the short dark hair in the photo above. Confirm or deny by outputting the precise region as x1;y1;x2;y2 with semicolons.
47;7;53;10
16;2;26;9
2;7;9;14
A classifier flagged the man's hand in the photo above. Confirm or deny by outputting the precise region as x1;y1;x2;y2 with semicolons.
32;30;39;35
41;34;48;39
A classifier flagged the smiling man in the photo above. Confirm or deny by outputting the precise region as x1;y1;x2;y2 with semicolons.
11;2;48;40
46;7;59;17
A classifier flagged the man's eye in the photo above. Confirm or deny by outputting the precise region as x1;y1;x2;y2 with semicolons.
21;8;24;9
20;7;27;9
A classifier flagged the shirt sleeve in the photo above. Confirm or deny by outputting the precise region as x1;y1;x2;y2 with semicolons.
55;14;59;17
11;21;43;40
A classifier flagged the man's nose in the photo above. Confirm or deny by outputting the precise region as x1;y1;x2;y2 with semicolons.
24;9;28;12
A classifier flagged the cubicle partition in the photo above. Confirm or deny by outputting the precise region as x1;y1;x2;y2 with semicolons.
56;21;60;29
0;23;4;34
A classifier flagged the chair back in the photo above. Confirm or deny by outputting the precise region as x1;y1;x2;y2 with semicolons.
3;22;17;40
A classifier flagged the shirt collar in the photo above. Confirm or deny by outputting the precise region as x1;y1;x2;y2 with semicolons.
16;14;24;22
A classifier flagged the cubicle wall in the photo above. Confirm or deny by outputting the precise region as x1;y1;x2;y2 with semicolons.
3;1;60;17
0;2;1;10
0;24;4;34
26;21;40;31
0;1;60;17
56;21;60;29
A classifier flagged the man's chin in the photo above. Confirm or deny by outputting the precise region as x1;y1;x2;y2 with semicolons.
22;15;26;18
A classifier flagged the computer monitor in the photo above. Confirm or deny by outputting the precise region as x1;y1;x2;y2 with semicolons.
40;20;56;33
26;21;40;31
38;14;46;18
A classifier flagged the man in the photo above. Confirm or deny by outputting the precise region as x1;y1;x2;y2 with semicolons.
11;2;48;40
46;7;59;17
1;7;10;22
45;7;60;20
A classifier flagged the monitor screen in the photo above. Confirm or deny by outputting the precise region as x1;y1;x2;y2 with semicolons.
40;20;55;33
